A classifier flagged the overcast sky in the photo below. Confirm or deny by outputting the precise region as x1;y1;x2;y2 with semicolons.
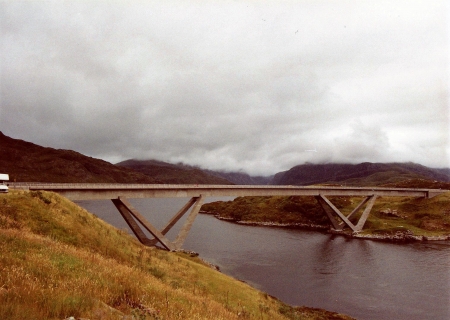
1;1;449;175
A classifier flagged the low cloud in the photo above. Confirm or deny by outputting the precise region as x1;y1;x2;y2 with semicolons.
1;1;448;175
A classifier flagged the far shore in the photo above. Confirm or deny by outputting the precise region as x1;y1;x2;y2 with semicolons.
203;212;450;242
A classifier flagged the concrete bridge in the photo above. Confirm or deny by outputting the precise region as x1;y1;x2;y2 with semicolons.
11;183;447;251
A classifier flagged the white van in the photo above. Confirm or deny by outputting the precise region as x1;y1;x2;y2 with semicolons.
0;174;9;193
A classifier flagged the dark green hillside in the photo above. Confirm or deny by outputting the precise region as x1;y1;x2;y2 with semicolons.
202;195;344;227
0;132;155;183
0;132;233;184
117;159;234;184
381;178;450;189
202;179;450;239
274;162;450;186
203;169;273;185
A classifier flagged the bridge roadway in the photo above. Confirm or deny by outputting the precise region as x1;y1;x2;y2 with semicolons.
11;183;447;251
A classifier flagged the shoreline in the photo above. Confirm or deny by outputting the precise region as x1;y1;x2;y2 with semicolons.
208;213;450;242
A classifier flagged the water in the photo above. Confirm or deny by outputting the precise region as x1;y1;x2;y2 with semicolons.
76;198;450;320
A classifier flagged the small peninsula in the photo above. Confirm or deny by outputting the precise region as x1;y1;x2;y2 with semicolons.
201;180;450;242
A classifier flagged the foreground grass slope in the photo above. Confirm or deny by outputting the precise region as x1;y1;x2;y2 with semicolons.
0;190;353;320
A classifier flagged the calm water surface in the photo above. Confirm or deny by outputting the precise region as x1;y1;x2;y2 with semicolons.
76;198;450;320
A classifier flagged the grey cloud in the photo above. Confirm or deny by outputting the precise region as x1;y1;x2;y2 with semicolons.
1;1;448;176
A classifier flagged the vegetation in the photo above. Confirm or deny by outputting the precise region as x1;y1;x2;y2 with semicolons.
117;159;233;185
0;132;156;183
274;163;450;186
0;132;232;184
381;178;450;190
359;192;450;237
3;131;450;186
202;196;330;226
202;181;450;239
0;190;354;319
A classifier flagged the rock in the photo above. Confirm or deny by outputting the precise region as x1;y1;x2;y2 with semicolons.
233;220;328;230
379;208;407;218
419;219;449;231
92;301;125;319
214;212;450;243
180;249;199;257
423;235;450;241
132;303;160;318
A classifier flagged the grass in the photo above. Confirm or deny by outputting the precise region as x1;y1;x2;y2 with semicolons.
0;190;354;320
359;192;450;237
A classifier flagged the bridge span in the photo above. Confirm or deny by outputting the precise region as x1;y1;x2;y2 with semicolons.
11;183;447;251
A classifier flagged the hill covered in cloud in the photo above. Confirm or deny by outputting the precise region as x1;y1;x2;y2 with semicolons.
0;132;230;184
116;159;233;185
2;131;449;186
0;132;156;183
272;162;450;186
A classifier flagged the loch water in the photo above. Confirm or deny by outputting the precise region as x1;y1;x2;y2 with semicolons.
75;198;450;320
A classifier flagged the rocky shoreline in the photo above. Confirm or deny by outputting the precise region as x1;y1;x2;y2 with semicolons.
212;214;450;242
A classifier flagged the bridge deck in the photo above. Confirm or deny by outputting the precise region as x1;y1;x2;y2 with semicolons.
10;183;446;200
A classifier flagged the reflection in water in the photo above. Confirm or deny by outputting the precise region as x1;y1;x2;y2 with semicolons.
76;198;450;320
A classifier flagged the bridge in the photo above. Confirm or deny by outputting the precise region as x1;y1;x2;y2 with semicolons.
11;183;447;251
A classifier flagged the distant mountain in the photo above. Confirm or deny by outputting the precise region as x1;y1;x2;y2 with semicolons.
271;170;287;185
3;131;448;187
272;162;450;186
116;159;234;185
0;132;156;183
203;170;273;185
434;168;450;177
116;159;275;185
381;178;450;190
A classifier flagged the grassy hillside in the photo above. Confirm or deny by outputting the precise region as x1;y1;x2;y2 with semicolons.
202;185;450;239
0;190;353;320
202;196;329;226
117;159;234;185
0;132;156;183
0;132;233;184
273;162;450;186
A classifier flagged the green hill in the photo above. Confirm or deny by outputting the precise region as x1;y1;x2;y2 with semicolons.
202;181;450;240
273;162;450;186
0;190;354;320
0;132;233;184
0;132;156;183
117;159;234;185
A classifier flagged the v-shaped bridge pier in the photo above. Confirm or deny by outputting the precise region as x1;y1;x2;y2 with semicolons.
315;194;378;232
112;196;204;251
112;193;381;250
